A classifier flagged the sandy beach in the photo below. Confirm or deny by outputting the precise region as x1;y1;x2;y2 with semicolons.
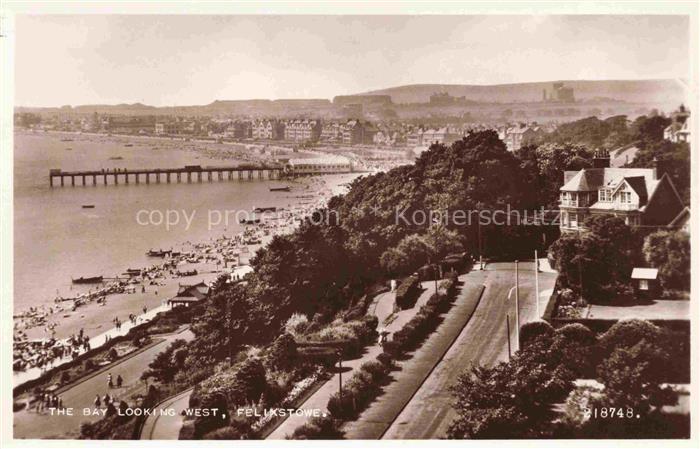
13;157;363;387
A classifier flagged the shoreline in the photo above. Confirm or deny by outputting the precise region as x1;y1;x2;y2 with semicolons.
14;128;322;165
13;170;363;388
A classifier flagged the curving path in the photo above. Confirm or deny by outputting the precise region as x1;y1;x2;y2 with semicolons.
140;388;193;440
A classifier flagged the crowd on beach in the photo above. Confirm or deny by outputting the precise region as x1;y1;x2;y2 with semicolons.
13;327;92;373
13;176;341;376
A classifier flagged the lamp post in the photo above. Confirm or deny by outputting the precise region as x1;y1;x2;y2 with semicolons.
506;314;512;361
515;260;520;352
337;349;343;401
535;250;540;319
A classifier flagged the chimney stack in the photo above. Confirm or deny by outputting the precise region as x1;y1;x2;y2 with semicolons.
653;157;669;180
592;148;610;168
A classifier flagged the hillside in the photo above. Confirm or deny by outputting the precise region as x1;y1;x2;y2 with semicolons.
357;79;688;105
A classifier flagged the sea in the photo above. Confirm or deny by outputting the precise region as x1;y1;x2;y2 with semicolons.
13;131;308;315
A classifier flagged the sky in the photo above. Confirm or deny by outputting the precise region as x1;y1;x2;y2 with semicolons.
14;14;691;107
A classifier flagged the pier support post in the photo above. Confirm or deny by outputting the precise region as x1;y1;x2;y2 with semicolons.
71;176;75;187
228;171;232;180
156;172;160;183
166;173;171;183
218;171;223;181
177;173;181;183
136;173;140;184
93;175;97;185
187;172;191;183
114;174;118;185
197;172;202;183
103;174;107;185
207;171;212;182
238;171;242;180
61;176;65;186
50;176;54;187
146;173;150;184
125;173;129;184
82;175;86;186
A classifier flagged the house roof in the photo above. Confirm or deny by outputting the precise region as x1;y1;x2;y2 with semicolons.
669;207;690;227
622;176;649;205
173;281;209;300
631;268;659;280
561;167;657;194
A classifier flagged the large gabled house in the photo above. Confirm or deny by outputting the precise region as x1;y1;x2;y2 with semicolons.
559;151;685;232
664;105;691;143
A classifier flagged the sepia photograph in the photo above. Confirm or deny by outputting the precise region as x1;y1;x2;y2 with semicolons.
1;2;697;447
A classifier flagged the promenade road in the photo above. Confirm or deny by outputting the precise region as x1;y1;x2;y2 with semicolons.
13;327;194;439
381;261;556;439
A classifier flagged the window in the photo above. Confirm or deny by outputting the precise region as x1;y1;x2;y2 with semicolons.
619;192;632;204
639;279;649;291
598;189;611;202
570;214;578;228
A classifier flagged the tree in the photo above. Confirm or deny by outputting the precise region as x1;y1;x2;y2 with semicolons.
597;319;664;357
519;320;554;348
141;339;188;383
448;338;574;439
233;358;268;405
265;333;298;371
549;323;596;377
548;215;633;300
188;282;264;366
380;226;463;278
626;139;690;204
596;340;676;415
643;230;690;290
380;233;430;277
630;114;671;143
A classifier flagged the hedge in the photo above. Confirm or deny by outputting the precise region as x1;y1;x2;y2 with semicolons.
395;275;421;310
326;360;391;419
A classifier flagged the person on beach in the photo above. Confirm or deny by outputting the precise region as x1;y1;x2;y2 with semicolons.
107;373;113;388
116;374;123;388
103;393;110;405
94;395;101;408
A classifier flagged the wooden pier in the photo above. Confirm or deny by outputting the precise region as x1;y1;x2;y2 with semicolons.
49;164;285;187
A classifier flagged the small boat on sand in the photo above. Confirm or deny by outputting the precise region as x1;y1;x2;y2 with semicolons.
82;204;95;209
270;186;291;192
72;276;103;284
146;249;170;257
253;206;277;213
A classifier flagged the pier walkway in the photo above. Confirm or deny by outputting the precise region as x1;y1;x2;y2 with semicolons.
49;164;285;187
